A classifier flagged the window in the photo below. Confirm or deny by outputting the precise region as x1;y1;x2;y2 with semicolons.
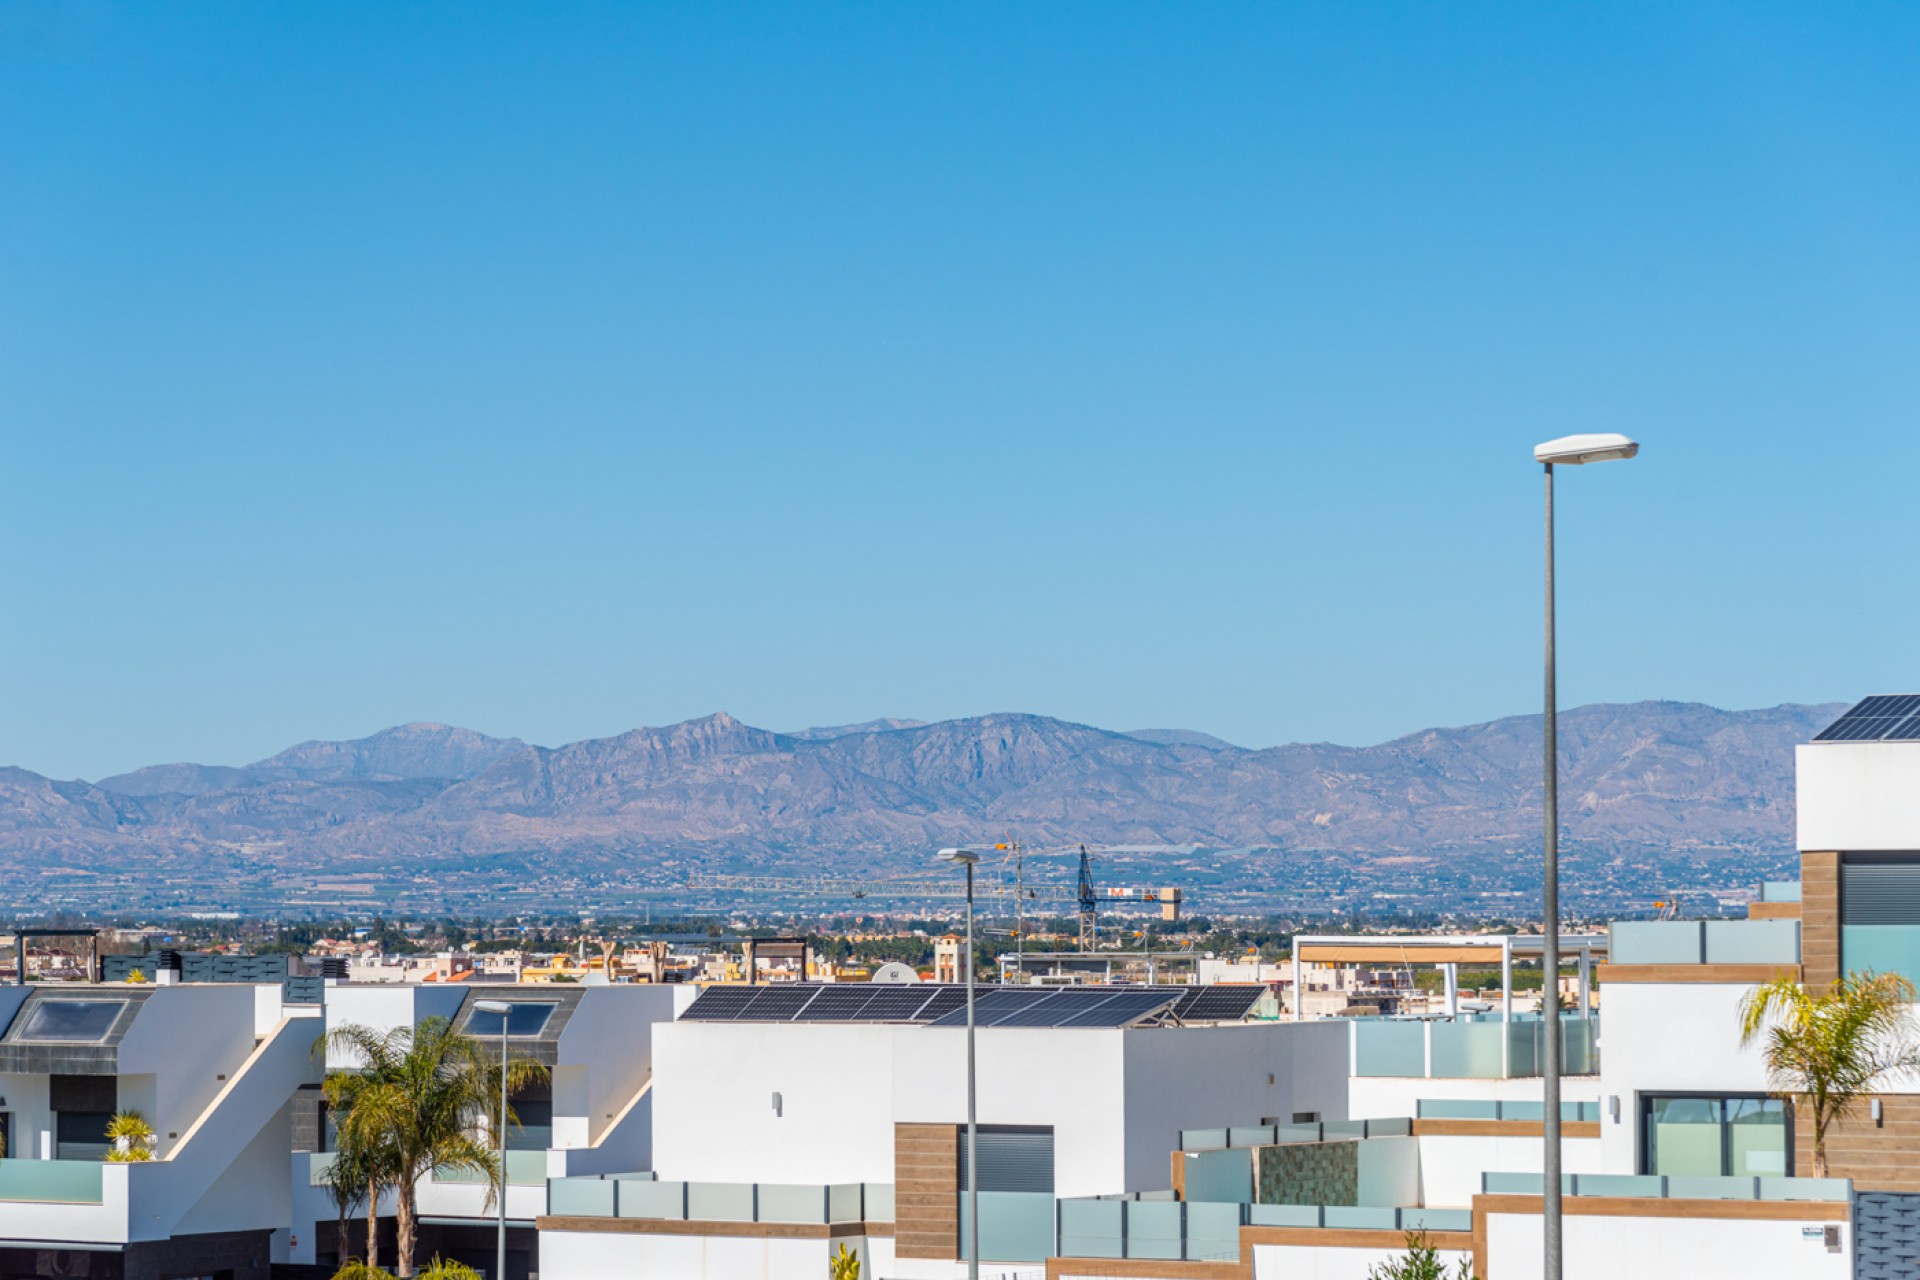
1641;1094;1788;1177
14;1000;126;1042
465;1002;556;1038
1841;853;1920;986
55;1109;112;1161
957;1125;1055;1193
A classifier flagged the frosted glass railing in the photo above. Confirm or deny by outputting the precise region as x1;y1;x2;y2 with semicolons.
1419;1100;1599;1122
0;1159;104;1204
1354;1020;1426;1076
547;1177;895;1223
1177;1118;1411;1152
433;1150;547;1185
1059;1199;1471;1256
1353;1018;1600;1079
960;1191;1055;1263
1482;1172;1850;1201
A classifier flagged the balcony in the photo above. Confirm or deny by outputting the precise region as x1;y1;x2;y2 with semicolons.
1351;1014;1598;1077
543;1175;892;1226
1608;920;1800;966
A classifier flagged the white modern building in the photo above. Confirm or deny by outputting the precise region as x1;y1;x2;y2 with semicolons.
0;979;322;1280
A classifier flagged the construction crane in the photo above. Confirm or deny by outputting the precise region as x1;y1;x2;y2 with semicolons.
687;843;1185;952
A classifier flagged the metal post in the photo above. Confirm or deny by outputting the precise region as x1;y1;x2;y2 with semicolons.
1290;950;1301;1021
1543;460;1564;1280
965;862;979;1280
491;1020;499;1280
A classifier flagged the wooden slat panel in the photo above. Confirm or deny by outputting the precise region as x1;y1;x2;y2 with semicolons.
895;1122;959;1260
1412;1119;1600;1139
1801;851;1841;989
1298;944;1507;965
1794;1092;1920;1190
1747;901;1801;920
1473;1193;1848;1222
1595;964;1801;984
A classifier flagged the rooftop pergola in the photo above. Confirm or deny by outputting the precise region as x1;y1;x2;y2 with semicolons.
1289;933;1608;1021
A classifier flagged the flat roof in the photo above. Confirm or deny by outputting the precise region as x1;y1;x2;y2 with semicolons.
1293;934;1608;966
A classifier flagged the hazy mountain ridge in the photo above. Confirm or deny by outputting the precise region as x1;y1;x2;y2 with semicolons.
0;702;1844;886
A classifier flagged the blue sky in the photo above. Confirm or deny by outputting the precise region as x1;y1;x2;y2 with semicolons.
2;2;1916;779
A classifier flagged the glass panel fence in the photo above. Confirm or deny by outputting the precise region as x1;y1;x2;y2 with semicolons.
0;1159;104;1204
1058;1198;1126;1258
1124;1200;1186;1260
687;1181;757;1222
617;1179;688;1219
960;1191;1055;1263
548;1177;615;1216
756;1183;826;1223
1431;1021;1506;1078
1353;1021;1427;1076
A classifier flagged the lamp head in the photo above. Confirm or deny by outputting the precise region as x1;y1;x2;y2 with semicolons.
1533;433;1639;465
473;999;511;1014
938;847;982;866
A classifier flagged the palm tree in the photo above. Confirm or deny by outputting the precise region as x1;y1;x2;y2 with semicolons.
317;1136;385;1270
323;1016;547;1278
1739;971;1920;1176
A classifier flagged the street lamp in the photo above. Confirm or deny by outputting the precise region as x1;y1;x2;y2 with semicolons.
938;847;983;1280
1530;432;1638;1280
473;999;513;1280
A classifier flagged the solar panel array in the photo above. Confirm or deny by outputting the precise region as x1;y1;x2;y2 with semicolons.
1169;984;1267;1022
1815;695;1920;743
678;982;1262;1028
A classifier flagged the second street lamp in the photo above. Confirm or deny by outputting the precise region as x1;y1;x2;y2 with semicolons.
938;846;983;1280
473;998;513;1280
1530;431;1639;1280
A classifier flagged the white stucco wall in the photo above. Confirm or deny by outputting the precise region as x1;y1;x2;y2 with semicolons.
653;1022;903;1184
652;1019;1352;1197
1797;742;1920;852
555;986;678;1150
539;1227;884;1280
1415;1133;1606;1208
1486;1207;1850;1279
1597;980;1771;1174
120;985;266;1155
1251;1242;1471;1279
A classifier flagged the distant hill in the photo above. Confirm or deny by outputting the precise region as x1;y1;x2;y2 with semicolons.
0;702;1845;898
1124;728;1243;751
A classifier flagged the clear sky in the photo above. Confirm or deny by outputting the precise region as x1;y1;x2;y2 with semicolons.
3;3;1916;780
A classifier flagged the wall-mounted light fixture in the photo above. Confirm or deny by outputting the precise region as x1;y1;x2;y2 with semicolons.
771;1091;783;1118
1872;1098;1884;1126
1608;1096;1621;1124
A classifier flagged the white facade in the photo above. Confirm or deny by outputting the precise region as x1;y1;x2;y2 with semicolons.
650;1018;1351;1196
1796;740;1920;851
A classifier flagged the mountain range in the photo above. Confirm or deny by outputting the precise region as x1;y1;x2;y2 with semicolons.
0;702;1844;900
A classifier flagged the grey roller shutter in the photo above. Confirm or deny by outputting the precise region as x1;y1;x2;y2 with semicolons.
958;1125;1054;1193
1842;855;1920;926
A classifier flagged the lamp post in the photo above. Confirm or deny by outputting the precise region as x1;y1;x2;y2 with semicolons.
473;999;513;1280
939;847;983;1280
1530;432;1638;1280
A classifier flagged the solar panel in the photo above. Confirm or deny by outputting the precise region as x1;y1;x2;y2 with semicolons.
735;985;820;1021
990;993;1081;1027
926;988;1051;1028
913;988;969;1022
861;986;942;1021
1056;990;1179;1028
1171;985;1265;1022
792;987;880;1021
681;986;757;1021
1814;695;1920;742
